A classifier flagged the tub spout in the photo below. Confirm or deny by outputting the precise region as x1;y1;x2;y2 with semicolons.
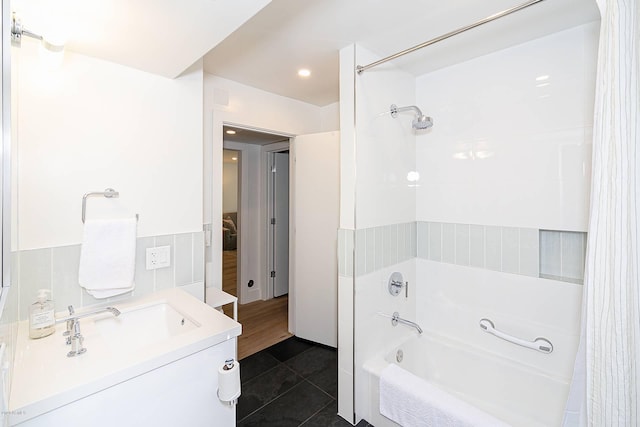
391;312;423;334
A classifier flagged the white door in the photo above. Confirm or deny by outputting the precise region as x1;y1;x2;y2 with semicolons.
272;152;290;297
292;131;340;347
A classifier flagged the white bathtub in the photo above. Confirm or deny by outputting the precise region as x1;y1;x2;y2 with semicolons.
363;333;570;427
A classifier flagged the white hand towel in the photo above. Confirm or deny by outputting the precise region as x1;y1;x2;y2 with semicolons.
79;218;137;299
380;364;511;427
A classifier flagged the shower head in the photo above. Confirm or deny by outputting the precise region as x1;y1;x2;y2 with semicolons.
390;104;433;130
412;115;433;130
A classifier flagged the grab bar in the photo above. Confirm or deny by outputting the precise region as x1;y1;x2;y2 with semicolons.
479;318;553;354
82;188;139;223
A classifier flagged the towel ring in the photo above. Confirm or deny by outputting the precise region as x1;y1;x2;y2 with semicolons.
82;188;139;223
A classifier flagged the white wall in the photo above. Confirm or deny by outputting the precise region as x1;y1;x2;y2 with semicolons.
320;102;340;134
337;44;356;422
351;45;418;424
222;160;238;213
292;131;340;347
405;25;599;415
415;260;582;379
355;47;417;229
15;40;204;250
354;259;417;421
343;22;599;425
339;46;356;231
203;73;337;300
415;23;599;231
7;38;206;413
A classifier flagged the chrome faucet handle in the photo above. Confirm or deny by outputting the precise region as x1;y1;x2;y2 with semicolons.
63;305;75;338
67;320;86;357
388;272;405;296
57;305;119;356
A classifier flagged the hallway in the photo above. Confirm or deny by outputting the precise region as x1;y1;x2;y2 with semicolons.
223;249;291;360
237;296;291;360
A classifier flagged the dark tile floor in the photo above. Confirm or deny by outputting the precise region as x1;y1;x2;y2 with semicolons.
238;337;372;427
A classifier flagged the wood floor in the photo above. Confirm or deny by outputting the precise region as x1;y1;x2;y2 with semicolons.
236;296;291;360
222;250;237;297
222;249;291;360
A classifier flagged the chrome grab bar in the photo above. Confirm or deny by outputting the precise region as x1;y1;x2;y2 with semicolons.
479;318;553;354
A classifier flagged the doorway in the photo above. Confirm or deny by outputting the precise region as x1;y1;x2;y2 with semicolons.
267;150;290;298
221;125;292;359
222;149;240;300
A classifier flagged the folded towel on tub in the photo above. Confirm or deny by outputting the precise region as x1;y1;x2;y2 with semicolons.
79;218;137;299
380;363;511;427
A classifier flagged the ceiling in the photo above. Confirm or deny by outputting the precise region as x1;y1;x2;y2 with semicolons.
223;126;290;146
13;0;599;105
204;0;600;106
12;0;271;78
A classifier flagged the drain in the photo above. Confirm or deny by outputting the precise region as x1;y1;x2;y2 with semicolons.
396;349;403;363
181;318;185;326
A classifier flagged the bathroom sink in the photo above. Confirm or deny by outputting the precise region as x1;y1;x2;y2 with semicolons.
9;289;242;426
94;302;199;352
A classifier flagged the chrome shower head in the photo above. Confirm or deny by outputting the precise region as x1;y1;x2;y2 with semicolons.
390;104;433;130
412;115;433;129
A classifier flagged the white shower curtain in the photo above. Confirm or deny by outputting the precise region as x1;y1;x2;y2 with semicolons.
563;0;640;425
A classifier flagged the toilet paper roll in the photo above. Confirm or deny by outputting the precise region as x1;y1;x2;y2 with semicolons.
218;360;241;402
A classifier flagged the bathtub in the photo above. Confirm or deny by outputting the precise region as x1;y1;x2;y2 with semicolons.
362;333;570;427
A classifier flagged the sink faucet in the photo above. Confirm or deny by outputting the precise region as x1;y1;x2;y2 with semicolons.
55;305;121;357
391;312;423;334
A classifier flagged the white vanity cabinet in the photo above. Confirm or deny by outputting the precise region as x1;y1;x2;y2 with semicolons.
8;289;241;427
13;339;236;427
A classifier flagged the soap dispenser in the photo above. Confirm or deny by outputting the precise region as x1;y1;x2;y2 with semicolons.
29;289;55;339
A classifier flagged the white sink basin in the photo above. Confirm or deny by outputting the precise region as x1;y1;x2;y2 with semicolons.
9;288;242;424
95;302;199;352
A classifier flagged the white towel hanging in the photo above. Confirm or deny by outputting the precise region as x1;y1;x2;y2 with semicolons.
79;217;137;299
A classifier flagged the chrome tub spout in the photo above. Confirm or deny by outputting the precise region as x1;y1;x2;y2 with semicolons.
391;312;423;334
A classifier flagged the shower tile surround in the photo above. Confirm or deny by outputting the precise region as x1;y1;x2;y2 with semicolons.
13;231;205;319
340;22;598;425
340;224;587;284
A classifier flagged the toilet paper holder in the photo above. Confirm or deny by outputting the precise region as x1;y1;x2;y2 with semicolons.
218;358;241;406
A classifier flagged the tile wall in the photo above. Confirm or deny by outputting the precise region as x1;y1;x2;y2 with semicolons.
415;23;598;232
339;224;416;277
539;230;588;284
339;223;586;284
418;222;539;277
13;231;204;319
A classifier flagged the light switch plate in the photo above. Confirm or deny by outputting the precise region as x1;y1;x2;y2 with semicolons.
146;245;171;270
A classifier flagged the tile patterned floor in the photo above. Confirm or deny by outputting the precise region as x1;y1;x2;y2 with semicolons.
238;337;372;426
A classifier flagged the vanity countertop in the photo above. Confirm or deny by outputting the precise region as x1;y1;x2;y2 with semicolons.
9;288;241;423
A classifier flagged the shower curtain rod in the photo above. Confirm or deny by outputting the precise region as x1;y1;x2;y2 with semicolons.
356;0;546;74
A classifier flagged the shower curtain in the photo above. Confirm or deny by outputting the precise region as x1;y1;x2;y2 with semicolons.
563;0;640;425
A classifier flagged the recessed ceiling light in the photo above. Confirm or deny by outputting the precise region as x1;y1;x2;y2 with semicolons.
298;69;311;78
535;75;549;81
231;157;238;161
226;129;236;135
